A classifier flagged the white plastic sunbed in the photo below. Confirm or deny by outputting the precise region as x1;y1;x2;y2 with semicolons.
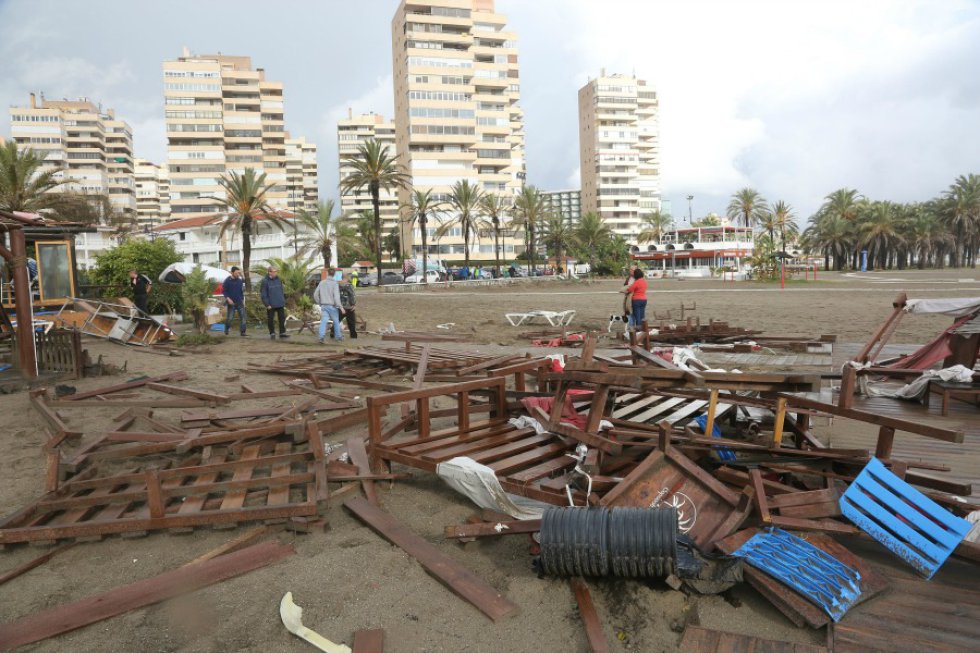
505;309;576;327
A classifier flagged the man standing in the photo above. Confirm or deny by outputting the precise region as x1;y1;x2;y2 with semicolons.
260;266;289;340
223;266;247;337
312;267;345;344
339;272;357;339
129;269;152;315
350;268;359;288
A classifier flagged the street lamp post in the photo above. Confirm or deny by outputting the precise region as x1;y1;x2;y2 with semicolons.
686;195;694;224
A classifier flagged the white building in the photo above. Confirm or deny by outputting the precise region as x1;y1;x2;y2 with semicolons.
149;211;322;269
632;223;754;278
74;226;125;271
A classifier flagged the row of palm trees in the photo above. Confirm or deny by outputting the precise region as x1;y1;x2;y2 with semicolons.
722;176;980;271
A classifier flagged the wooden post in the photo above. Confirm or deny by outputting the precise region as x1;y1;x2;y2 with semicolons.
839;365;856;410
4;227;38;378
704;389;719;437
874;426;895;460
771;398;787;446
145;470;165;519
457;391;470;431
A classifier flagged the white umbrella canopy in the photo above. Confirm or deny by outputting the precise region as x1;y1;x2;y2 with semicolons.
158;262;232;284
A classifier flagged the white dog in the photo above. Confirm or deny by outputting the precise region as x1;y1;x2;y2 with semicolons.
607;314;628;333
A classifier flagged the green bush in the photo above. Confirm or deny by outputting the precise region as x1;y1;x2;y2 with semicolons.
90;238;184;313
181;267;213;334
176;333;223;346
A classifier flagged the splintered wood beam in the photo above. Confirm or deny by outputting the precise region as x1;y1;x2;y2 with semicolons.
60;371;189;401
445;519;541;539
344;497;519;622
146;382;231;404
347;437;379;506
0;541;294;652
569;577;610;653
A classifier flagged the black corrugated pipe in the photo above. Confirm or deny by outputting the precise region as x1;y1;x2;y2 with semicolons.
537;507;678;578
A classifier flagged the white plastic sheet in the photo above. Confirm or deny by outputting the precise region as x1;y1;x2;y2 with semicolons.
904;298;980;317
436;457;551;520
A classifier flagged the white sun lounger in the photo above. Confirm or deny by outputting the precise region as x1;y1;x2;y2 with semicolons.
505;309;576;327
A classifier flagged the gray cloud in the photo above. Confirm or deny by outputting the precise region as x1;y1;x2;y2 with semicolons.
0;0;977;223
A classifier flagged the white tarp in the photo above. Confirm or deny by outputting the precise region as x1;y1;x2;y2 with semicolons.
858;364;975;400
436;456;551;520
159;262;231;284
904;298;980;317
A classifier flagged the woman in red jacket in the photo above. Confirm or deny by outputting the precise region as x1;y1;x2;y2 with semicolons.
621;268;648;330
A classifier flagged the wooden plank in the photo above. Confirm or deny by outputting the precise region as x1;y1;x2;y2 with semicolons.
412;344;430;390
181;525;272;567
0;541;294;652
347;437;379;506
146;382;230;404
445;519;541;539
679;625;827;653
60;371;188;401
0;543;75;587
569;577;610;653
344;497;519;622
352;629;385;653
267;443;293;506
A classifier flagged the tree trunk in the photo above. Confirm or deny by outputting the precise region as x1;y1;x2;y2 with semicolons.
242;220;252;292
372;184;383;286
494;219;501;278
463;217;471;274
421;213;428;285
322;244;330;270
529;223;535;275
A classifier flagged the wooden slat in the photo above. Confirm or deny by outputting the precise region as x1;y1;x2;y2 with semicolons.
569;577;610;653
0;541;294;652
344;497;518;622
217;446;261;511
347;437;379;506
352;629;385;653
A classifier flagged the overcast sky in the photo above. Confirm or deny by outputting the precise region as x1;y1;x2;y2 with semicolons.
1;0;978;222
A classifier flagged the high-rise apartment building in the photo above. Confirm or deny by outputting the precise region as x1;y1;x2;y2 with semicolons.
578;72;660;242
391;0;525;261
134;159;171;227
163;50;316;216
541;189;582;224
9;93;137;215
285;136;318;213
337;112;400;237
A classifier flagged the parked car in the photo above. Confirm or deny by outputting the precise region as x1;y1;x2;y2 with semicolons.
381;271;404;284
405;270;442;283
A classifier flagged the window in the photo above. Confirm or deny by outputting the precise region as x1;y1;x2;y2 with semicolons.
409;90;472;102
410;107;474;119
165;83;220;92
164;70;220;78
408;56;473;69
410;125;475;135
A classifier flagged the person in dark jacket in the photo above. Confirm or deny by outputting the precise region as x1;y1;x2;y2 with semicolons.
223;266;247;336
129;269;152;314
260;266;289;340
339;272;357;339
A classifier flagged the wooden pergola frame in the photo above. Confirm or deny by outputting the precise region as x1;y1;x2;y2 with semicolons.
0;210;38;378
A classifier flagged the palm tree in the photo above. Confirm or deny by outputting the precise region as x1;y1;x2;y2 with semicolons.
291;199;348;269
726;188;767;229
479;193;511;277
573;212;613;275
542;209;573;272
802;213;851;271
249;256;316;305
513;185;549;274
214;168;286;291
438;180;485;273
770;201;797;258
353;211;379;262
637;210;672;244
860;202;904;269
939;174;980;267
0;142;68;212
339;139;410;285
819;188;862;268
402;189;446;284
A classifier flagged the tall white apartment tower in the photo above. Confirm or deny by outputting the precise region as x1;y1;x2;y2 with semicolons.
134;159;171;227
578;72;660;242
163;50;316;217
391;0;525;262
9;94;137;216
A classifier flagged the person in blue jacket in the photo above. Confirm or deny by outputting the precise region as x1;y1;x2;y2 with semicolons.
260;266;289;340
223;266;247;336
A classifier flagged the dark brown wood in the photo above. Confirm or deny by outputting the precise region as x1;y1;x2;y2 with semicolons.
352;629;385;653
0;543;75;587
62;372;188;401
412;344;430;390
679;625;827;653
750;468;772;523
839;364;856;410
347;437;379;506
445;519;541;539
0;541;294;652
146;382;231;404
344;497;519;622
569;577;610;653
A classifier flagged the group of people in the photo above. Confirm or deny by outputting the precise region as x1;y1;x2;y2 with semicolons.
221;266;359;343
619;264;648;329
